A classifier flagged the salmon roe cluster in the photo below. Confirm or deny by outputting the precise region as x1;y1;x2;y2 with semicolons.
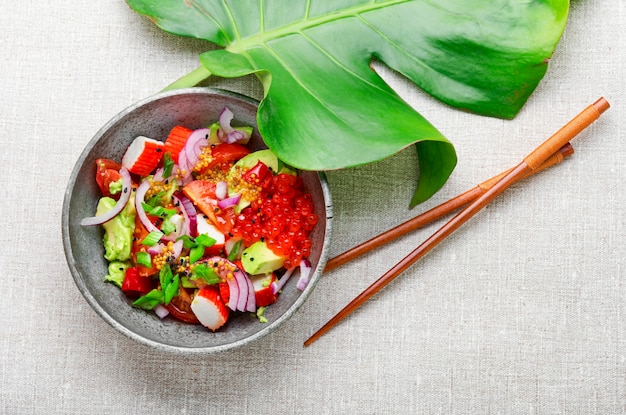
230;173;318;269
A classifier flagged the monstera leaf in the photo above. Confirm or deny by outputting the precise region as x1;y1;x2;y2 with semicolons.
125;0;569;206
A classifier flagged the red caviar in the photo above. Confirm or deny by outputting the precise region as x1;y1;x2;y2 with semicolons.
231;173;318;269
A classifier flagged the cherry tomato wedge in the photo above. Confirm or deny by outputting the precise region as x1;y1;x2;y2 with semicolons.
203;143;251;172
95;158;122;198
243;160;272;188
165;287;200;324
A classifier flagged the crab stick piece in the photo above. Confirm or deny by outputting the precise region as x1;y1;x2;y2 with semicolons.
164;126;192;160
121;136;165;176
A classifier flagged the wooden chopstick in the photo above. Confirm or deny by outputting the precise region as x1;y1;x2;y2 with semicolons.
305;98;610;347
324;142;574;273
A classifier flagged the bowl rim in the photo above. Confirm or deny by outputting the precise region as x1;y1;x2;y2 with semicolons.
61;87;334;354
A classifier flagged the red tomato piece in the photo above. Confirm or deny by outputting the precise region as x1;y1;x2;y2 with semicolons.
242;160;272;188
165;287;200;324
95;158;122;198
218;282;230;306
132;213;158;277
204;143;251;171
121;267;153;297
183;180;235;234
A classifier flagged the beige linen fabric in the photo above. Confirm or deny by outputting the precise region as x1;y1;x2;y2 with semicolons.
1;1;624;414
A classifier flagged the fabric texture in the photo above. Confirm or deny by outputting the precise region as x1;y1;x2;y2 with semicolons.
1;1;624;413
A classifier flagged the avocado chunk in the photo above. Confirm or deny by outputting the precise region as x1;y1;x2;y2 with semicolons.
104;260;131;288
97;195;136;262
241;241;287;275
230;149;279;174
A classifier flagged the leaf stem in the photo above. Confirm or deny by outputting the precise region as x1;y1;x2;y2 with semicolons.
161;65;213;91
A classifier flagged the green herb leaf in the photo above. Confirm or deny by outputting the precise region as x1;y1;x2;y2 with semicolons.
191;263;221;285
145;205;177;218
135;251;152;268
133;289;163;310
189;245;205;264
227;239;243;262
162;152;174;178
177;235;197;250
146;192;166;207
126;0;568;206
164;275;180;305
141;230;163;247
195;234;216;248
159;264;179;305
180;276;197;289
161;217;177;236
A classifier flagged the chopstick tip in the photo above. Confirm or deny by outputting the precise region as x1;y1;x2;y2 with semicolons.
593;97;610;114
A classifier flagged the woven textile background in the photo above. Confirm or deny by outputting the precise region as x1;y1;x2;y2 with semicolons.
1;1;624;414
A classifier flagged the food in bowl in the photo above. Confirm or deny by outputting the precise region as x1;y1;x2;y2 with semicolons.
81;106;319;332
62;88;332;353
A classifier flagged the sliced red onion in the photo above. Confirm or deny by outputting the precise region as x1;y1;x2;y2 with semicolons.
177;150;192;185
134;179;160;234
271;267;296;295
154;304;170;319
218;107;235;134
171;239;184;259
147;243;166;255
205;257;241;312
245;272;256;312
215;181;228;200
81;167;133;226
234;268;249;312
296;259;312;290
220;130;247;144
204;257;255;312
217;107;251;144
171;191;197;237
184;128;211;168
217;193;241;210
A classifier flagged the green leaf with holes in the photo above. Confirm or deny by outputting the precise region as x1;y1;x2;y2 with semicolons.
125;0;568;206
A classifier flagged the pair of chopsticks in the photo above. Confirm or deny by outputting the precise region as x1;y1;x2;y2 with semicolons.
305;98;610;347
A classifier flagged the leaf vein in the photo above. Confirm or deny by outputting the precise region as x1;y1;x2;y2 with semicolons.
259;0;265;32
355;13;432;73
263;42;355;131
221;0;241;40
187;0;231;43
298;31;396;99
231;0;411;51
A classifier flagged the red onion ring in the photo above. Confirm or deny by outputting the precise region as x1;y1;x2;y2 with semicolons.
147;243;166;255
218;107;235;134
81;167;132;226
154;304;170;319
217;193;241;210
184;128;211;168
217;107;251;144
271;267;296;295
245;272;256;312
171;239;184;259
177;150;192;185
134;179;160;234
215;181;228;200
296;259;312;290
171;191;197;237
234;267;249;312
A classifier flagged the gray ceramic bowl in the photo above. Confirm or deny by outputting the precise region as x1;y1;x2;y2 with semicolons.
62;88;333;354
